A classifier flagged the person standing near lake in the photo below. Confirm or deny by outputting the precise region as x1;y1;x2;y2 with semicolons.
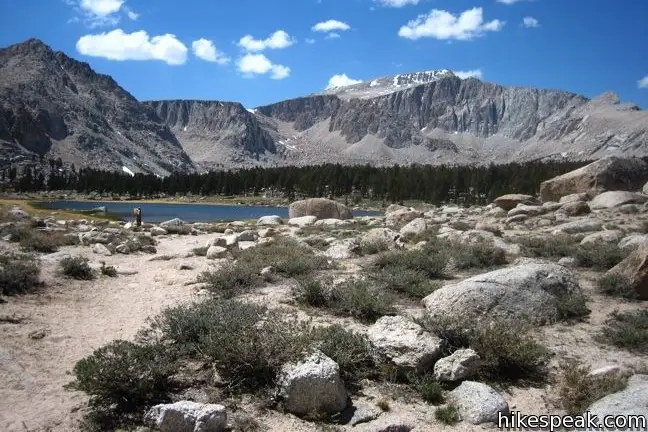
134;207;142;228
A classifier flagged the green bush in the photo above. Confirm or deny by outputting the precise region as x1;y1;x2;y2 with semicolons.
154;299;312;392
0;255;41;295
599;310;648;353
5;225;76;253
556;294;590;321
311;324;377;385
329;279;396;323
100;263;118;278
435;405;460;425
293;278;331;307
235;238;330;277
192;246;208;256
598;274;638;300
359;237;392;255
60;256;95;280
573;243;626;270
425;318;549;385
374;246;448;279
450;240;508;270
417;376;445;405
67;340;176;414
198;263;260;298
373;267;442;299
517;234;578;258
554;361;628;415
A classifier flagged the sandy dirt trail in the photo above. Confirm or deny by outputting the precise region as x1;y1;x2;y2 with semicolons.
0;235;211;432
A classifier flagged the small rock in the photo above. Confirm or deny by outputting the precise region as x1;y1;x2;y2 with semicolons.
448;381;509;425
92;243;112;256
145;400;227;432
590;191;648;210
115;243;131;254
434;348;481;382
28;329;47;340
494;194;539;211
257;215;283;226
559;201;591;216
237;230;259;242
206;246;228;260
367;316;443;372
150;226;168;236
580;230;623;246
9;207;29;219
276;350;348;416
288;216;318;227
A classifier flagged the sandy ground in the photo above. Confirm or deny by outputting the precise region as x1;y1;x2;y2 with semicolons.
0;230;646;432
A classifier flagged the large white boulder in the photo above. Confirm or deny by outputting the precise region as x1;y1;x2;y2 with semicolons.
587;375;648;421
422;262;584;326
590;191;648;210
399;218;427;236
257;215;283;226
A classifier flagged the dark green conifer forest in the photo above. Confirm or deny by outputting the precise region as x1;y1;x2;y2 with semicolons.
2;160;589;205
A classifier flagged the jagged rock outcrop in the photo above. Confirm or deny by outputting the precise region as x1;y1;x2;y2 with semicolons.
0;39;195;175
146;100;276;168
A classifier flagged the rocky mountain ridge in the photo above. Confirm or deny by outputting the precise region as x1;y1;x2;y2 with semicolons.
1;39;647;173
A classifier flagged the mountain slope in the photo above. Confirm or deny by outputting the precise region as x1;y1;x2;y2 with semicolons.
0;39;195;174
255;71;648;166
146;100;278;169
1;39;647;172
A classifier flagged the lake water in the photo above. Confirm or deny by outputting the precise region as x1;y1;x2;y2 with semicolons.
33;201;381;223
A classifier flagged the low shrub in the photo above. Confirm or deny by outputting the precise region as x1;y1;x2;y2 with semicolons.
329;279;396;323
198;263;260;298
235;238;330;277
5;225;76;253
374;246;448;279
556;294;590;321
554;361;628;415
372;267;442;299
359;237;392;255
0;255;41;295
66;340;176;419
435;405;460;425
597;274;638;300
516;234;578;258
573;243;626;270
311;324;377;385
598;310;648;353
450;240;508;270
424;317;550;385
60;256;95;280
293;278;331;308
417;376;445;405
100;263;118;278
192;246;208;256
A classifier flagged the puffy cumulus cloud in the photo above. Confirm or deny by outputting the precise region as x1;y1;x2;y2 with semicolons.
523;16;539;28
454;69;483;79
374;0;419;6
76;29;188;65
398;7;505;41
192;38;230;64
237;53;290;79
638;75;648;89
67;0;139;28
326;74;362;89
79;0;123;16
238;30;294;52
312;20;351;32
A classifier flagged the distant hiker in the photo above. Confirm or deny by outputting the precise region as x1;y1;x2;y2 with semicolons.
134;207;142;227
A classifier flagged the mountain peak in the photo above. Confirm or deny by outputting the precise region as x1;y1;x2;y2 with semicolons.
322;69;457;99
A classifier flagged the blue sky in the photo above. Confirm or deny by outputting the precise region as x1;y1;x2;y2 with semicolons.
1;0;648;108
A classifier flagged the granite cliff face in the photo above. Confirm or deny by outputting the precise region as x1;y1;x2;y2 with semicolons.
146;100;276;169
1;39;647;172
0;39;195;175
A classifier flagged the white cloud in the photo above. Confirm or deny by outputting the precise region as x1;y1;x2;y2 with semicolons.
79;0;123;16
374;0;419;7
312;20;351;32
237;53;290;79
326;32;341;39
497;0;525;4
326;74;362;89
638;75;648;89
192;38;229;64
523;16;539;28
305;38;316;44
125;8;139;20
454;69;483;79
398;8;505;41
238;30;294;52
76;29;188;65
